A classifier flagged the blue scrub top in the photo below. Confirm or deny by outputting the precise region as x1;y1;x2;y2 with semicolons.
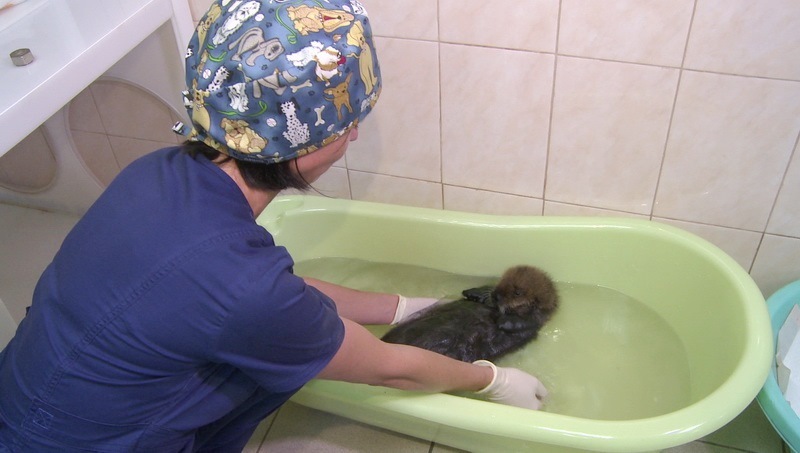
0;147;345;451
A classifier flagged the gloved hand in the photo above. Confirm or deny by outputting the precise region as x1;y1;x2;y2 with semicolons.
473;360;548;410
390;295;439;324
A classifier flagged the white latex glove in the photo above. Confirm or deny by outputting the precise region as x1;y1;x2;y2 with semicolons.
390;295;439;324
473;360;548;410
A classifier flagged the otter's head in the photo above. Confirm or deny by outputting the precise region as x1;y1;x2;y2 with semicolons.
493;265;559;321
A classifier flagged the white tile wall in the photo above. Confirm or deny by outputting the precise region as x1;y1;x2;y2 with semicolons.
544;200;648;219
349;170;443;209
365;0;437;41
685;0;800;80
547;57;678;214
767;146;800;238
440;44;553;198
142;0;800;295
346;38;441;182
654;71;800;231
443;185;543;215
655;218;763;272
559;0;694;66
439;0;559;53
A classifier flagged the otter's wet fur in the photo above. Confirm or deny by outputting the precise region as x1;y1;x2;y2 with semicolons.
381;265;559;363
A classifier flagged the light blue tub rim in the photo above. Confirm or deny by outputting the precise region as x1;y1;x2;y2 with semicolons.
757;280;800;452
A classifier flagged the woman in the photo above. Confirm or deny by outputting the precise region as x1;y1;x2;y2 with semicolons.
0;1;547;451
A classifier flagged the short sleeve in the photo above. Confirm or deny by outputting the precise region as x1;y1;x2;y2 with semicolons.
210;246;345;393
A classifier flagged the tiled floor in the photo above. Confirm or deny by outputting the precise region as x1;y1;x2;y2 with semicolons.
1;203;791;452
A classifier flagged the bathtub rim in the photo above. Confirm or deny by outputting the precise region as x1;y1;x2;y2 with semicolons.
756;279;800;452
259;195;773;452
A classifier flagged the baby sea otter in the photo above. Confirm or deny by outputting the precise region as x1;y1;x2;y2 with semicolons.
382;265;559;363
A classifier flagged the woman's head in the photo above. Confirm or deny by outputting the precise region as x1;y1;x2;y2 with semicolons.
183;0;381;165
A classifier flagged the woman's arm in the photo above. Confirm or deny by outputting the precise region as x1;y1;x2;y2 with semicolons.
303;277;440;325
303;277;398;325
317;318;492;392
316;318;548;409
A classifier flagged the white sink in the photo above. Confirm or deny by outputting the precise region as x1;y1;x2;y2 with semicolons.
0;0;47;34
0;0;193;156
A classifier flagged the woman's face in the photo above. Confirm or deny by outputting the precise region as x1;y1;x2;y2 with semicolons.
292;127;359;183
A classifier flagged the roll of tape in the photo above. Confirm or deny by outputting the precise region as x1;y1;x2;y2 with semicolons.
10;48;34;66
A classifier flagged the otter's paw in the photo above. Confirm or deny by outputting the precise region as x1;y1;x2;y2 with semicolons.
462;286;494;305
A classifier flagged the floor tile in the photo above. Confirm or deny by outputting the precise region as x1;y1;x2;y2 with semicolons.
242;413;276;453
0;204;79;322
431;442;468;452
259;402;432;453
701;401;784;452
663;441;746;452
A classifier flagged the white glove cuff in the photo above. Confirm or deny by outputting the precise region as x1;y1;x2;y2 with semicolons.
390;294;407;325
473;360;498;394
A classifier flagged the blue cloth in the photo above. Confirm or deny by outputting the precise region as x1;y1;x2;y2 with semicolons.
0;147;344;452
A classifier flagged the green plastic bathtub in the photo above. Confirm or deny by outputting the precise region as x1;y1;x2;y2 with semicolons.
257;195;772;453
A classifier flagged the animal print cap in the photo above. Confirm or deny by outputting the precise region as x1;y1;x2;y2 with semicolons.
183;0;381;163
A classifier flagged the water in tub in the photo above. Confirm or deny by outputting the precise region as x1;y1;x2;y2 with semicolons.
294;258;692;421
